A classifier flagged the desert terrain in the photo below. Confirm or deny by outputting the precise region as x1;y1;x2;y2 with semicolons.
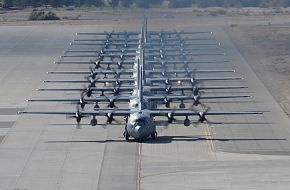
227;24;290;116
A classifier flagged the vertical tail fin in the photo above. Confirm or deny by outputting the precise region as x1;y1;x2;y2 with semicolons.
137;17;147;111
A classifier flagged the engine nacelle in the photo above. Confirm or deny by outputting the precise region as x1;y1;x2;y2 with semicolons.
179;102;185;109
184;117;190;127
167;113;174;123
90;118;97;126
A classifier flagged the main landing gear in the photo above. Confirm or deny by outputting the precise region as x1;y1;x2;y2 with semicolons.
151;131;157;140
123;131;158;141
123;131;130;141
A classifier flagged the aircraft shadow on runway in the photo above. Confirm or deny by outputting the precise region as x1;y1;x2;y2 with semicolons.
44;135;286;144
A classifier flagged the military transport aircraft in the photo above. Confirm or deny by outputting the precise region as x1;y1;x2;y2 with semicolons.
20;18;263;142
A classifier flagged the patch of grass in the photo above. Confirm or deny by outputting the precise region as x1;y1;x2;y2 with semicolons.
29;9;60;20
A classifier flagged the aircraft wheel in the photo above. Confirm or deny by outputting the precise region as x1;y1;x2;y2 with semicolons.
151;131;157;140
123;131;130;141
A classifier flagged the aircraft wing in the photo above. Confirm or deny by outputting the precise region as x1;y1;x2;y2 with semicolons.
145;95;251;101
147;31;213;35
61;53;137;58
19;109;133;116
19;109;262;117
148;109;263;117
146;69;235;75
38;86;135;92
55;60;136;65
27;96;135;102
146;60;229;64
43;78;135;83
47;69;134;75
148;52;225;57
147;85;248;92
76;31;138;36
146;76;242;84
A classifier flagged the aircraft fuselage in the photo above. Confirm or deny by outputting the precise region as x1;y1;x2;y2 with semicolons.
125;111;156;140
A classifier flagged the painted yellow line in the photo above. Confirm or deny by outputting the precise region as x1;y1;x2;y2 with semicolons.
204;123;216;152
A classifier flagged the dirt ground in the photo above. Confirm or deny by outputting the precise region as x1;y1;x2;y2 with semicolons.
227;24;290;116
1;7;290;117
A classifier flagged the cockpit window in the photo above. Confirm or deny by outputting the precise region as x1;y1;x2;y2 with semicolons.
135;118;145;126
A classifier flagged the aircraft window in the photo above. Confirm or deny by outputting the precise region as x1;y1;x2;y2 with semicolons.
135;118;145;126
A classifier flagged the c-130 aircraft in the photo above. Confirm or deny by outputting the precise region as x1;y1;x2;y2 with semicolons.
19;19;263;142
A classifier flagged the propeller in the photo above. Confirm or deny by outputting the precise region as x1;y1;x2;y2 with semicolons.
66;106;86;129
190;77;198;86
120;48;126;53
115;79;121;86
165;85;172;94
106;97;117;108
161;69;166;77
165;78;170;85
89;66;97;79
163;96;171;108
113;69;122;78
113;86;121;95
119;53;125;60
106;112;115;124
192;94;203;107
198;107;211;123
192;85;200;96
166;112;176;123
93;60;102;69
116;61;123;69
84;75;98;87
81;85;93;97
79;97;86;109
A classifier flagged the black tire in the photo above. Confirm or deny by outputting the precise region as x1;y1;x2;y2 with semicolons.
123;131;130;140
151;131;157;140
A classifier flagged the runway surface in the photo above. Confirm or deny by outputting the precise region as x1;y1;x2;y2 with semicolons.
0;22;290;190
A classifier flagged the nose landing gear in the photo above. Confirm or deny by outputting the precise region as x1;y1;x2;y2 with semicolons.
151;131;157;140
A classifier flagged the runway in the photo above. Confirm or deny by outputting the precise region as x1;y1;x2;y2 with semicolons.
0;22;290;190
